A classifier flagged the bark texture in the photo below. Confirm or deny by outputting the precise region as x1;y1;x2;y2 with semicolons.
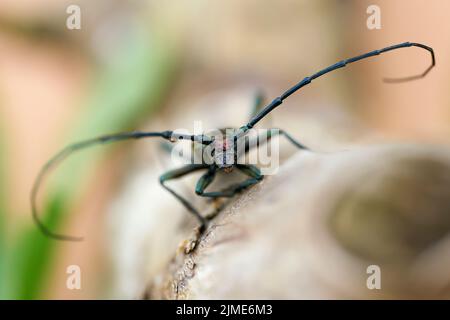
143;144;450;299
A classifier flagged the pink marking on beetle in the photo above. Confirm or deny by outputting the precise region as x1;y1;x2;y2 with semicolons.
213;137;235;171
215;138;231;151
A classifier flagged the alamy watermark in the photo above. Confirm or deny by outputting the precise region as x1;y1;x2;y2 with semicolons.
66;265;81;290
66;4;81;30
367;5;381;30
169;121;280;175
366;265;381;290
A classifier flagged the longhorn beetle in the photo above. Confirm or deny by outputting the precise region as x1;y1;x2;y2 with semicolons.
31;42;435;241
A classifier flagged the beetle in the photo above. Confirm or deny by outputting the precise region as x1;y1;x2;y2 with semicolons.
31;42;435;241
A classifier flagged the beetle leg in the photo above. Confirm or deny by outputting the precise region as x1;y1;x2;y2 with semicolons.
196;164;263;198
159;164;208;230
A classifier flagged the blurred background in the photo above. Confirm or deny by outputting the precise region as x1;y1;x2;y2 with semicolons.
0;0;449;299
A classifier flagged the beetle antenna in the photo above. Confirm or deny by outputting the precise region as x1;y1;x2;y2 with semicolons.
243;42;435;130
31;130;211;241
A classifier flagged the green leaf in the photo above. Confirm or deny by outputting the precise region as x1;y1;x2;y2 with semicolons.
0;124;7;299
10;197;64;299
12;27;178;299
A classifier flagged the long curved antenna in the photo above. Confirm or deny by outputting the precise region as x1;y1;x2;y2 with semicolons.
31;130;212;241
243;42;435;131
383;43;435;83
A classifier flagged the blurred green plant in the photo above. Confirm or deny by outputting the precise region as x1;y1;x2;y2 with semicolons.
0;128;7;299
0;25;179;299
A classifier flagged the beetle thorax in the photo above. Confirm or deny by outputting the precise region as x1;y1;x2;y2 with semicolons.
213;137;235;172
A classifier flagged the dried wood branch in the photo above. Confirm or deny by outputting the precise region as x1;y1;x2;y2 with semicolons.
143;144;450;299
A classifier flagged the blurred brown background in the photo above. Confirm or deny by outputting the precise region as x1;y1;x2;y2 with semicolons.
0;0;449;299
